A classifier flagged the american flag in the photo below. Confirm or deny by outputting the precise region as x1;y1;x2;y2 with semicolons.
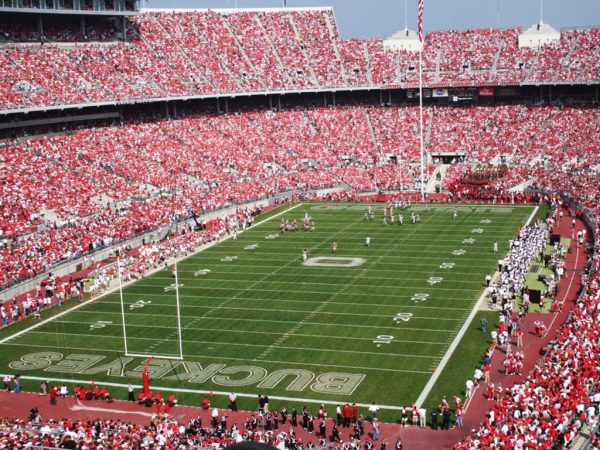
418;0;424;43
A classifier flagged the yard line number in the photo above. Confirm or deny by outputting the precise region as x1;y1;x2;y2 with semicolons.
89;321;112;330
373;335;395;348
129;300;152;310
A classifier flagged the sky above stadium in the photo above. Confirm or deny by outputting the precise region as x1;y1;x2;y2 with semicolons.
145;0;600;39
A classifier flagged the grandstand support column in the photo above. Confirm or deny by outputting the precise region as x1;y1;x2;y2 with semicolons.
165;102;169;119
225;99;229;114
388;91;392;105
278;95;281;110
323;92;327;107
122;16;127;42
379;90;383;105
80;17;85;39
333;92;336;107
216;98;221;114
37;14;44;39
269;96;273;110
173;102;177;118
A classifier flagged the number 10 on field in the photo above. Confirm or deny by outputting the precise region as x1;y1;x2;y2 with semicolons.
373;335;394;347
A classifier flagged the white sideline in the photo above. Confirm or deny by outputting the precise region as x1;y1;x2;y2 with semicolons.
414;205;539;407
545;235;580;334
0;373;402;410
0;203;303;346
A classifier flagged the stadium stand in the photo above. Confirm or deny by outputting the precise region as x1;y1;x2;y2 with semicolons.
1;9;600;112
1;103;599;289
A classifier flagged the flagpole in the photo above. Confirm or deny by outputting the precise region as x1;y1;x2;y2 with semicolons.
118;257;129;355
419;53;425;202
418;1;425;203
174;262;184;359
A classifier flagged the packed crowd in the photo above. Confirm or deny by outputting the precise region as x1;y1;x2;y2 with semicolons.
1;103;599;290
0;394;395;449
0;414;272;449
1;9;600;111
455;186;600;449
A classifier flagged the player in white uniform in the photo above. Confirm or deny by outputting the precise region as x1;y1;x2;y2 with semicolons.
453;209;458;219
302;249;308;262
365;236;371;246
399;213;403;225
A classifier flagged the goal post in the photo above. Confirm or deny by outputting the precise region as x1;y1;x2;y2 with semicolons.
118;258;184;361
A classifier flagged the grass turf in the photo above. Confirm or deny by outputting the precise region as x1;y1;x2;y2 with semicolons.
0;202;536;421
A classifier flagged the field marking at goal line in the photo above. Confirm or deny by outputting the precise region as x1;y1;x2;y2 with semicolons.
0;372;406;411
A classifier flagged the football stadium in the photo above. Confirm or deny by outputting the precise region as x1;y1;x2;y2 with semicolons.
0;1;599;449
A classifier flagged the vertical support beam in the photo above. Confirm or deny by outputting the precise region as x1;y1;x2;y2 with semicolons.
80;16;85;39
269;95;273;110
216;97;221;113
37;14;44;40
323;92;327;107
388;90;392;105
225;98;229;114
122;16;127;42
165;102;169;118
332;92;336;107
173;102;177;118
278;95;281;110
379;90;383;105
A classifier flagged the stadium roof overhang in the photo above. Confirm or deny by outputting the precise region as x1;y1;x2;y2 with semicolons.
141;7;331;14
0;7;140;16
1;81;598;117
0;85;380;117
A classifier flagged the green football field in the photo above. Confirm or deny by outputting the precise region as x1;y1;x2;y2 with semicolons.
0;202;536;417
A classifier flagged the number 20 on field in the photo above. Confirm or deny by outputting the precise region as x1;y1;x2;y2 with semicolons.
373;335;394;347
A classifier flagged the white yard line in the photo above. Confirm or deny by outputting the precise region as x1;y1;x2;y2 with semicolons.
54;306;462;321
60;297;472;311
42;313;458;333
133;280;486;290
414;206;539;407
21;331;440;359
0;203;303;346
35;323;448;345
116;283;481;298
